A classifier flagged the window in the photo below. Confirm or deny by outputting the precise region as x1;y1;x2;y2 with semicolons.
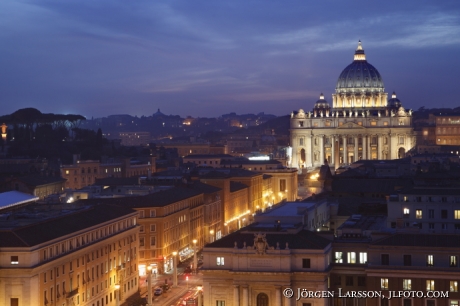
359;252;367;264
403;299;412;306
416;209;422;219
335;252;343;263
426;280;435;291
150;236;156;246
139;226;144;233
399;136;404;144
451;256;458;267
451;281;458;292
280;179;286;192
299;138;304;146
150;224;156;232
346;276;354;286
455;210;460;219
139;211;144;218
256;293;269;306
139;238;144;247
381;278;389;290
441;210;448;219
403;255;411;266
429;209;434;219
302;258;311;268
403;279;412;290
429;223;435;229
357;276;366;286
427;255;434;266
217;257;224;266
403;208;410;217
381;254;389;265
216;301;225;306
150;210;156;218
347;252;356;264
10;256;19;265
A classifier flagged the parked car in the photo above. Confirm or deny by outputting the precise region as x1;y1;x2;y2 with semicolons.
154;287;163;296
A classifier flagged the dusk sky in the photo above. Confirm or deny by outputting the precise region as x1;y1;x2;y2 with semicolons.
1;0;460;118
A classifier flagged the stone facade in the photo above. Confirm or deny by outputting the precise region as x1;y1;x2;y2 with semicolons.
290;42;415;170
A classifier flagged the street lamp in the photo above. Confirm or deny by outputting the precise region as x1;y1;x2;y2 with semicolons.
146;266;153;306
114;284;120;306
172;251;178;287
197;286;203;306
193;239;198;274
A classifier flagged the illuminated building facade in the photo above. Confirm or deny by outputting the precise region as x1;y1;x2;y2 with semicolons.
290;41;415;170
60;156;155;190
435;114;460;146
0;204;139;306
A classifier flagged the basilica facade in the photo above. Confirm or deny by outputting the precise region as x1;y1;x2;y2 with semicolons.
290;41;415;170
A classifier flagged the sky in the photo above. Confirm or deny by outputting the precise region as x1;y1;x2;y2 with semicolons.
1;0;460;118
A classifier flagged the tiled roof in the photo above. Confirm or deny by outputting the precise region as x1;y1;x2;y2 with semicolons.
0;204;136;247
206;228;331;250
15;175;66;187
371;233;460;248
83;187;204;208
230;181;248;192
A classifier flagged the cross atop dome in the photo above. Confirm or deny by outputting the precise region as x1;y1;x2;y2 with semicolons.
354;40;366;61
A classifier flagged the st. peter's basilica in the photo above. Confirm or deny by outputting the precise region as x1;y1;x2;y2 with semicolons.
289;41;415;170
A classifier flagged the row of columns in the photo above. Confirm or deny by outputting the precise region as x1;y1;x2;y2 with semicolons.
332;92;388;108
233;285;283;306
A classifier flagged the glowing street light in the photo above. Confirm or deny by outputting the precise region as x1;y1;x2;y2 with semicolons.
172;251;178;287
114;284;120;306
193;239;198;274
146;266;153;306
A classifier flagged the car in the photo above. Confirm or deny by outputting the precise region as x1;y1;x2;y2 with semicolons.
184;267;192;274
154;287;163;296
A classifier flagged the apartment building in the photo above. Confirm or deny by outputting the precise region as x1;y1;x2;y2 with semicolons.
61;156;155;190
0;204;139;306
387;187;460;233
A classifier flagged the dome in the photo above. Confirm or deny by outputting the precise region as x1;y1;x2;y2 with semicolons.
335;41;384;92
388;91;401;108
314;93;330;109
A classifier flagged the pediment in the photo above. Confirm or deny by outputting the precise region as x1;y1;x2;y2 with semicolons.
336;122;365;129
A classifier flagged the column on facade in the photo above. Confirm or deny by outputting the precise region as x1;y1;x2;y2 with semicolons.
233;285;240;306
275;287;282;306
310;134;314;168
354;136;359;162
388;133;392;160
367;135;372;159
362;135;367;160
343;135;347;165
305;133;311;168
320;135;324;165
377;135;382;159
242;286;249;306
331;135;336;167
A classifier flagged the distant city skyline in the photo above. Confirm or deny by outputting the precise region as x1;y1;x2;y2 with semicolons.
1;0;460;118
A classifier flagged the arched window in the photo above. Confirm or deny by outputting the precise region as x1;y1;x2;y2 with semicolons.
257;293;269;306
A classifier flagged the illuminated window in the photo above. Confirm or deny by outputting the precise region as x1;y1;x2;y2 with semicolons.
426;279;435;291
455;210;460;219
381;278;389;290
359;252;367;264
65;170;69;175
217;257;224;266
450;256;458;267
347;252;356;264
384;121;388;126
403;208;410;217
451;281;458;292
335;252;343;263
427;255;434;266
416;209;422;219
403;279;412;290
10;256;18;265
371;121;377;126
